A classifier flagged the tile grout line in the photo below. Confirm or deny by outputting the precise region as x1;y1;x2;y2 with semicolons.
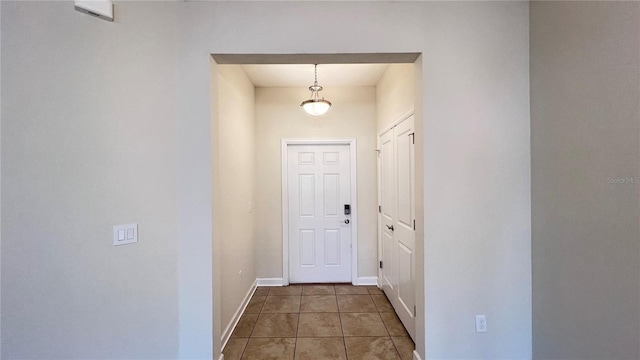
377;303;403;359
335;284;351;359
236;290;262;360
293;297;301;360
378;292;406;360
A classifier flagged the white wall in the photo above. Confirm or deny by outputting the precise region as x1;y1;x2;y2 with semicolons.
2;2;532;359
376;64;414;132
531;2;640;359
419;4;531;357
254;86;378;280
2;2;180;359
216;66;256;335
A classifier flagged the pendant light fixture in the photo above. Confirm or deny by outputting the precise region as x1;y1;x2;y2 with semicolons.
300;64;332;116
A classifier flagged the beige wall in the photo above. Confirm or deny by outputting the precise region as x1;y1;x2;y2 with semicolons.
531;2;640;359
376;64;414;132
216;66;256;336
254;86;378;279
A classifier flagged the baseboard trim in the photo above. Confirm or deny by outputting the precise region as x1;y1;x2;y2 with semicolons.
256;278;284;286
258;277;380;286
355;276;379;286
413;350;423;360
221;279;257;350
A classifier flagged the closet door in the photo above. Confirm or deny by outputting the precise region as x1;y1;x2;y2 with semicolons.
378;115;415;340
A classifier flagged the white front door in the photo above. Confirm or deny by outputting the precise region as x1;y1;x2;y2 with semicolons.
379;115;416;340
287;144;352;283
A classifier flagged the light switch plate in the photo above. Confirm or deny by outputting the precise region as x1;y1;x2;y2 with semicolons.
113;224;138;246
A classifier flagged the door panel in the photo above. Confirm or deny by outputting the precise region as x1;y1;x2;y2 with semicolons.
378;115;416;341
398;242;414;318
393;116;416;339
324;229;340;266
396;128;413;229
299;175;315;216
288;144;351;283
300;230;316;267
324;174;339;216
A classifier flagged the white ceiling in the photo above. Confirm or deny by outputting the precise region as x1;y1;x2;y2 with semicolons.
242;64;389;87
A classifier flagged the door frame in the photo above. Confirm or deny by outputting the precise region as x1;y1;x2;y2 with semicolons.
281;138;358;286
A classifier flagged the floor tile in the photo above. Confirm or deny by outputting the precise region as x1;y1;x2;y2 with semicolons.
344;337;401;360
245;295;266;314
223;338;248;360
340;313;388;336
379;312;409;336
302;285;336;295
254;287;269;296
335;285;369;294
336;294;377;312
261;296;301;313
297;313;343;337
300;295;338;312
391;336;415;360
371;294;394;312
230;283;413;359
269;286;302;296
252;313;299;337
295;338;347;360
241;337;295;360
231;313;259;338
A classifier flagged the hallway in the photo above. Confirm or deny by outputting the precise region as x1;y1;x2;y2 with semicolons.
223;284;414;360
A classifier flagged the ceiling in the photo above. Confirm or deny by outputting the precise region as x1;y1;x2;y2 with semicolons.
241;64;389;87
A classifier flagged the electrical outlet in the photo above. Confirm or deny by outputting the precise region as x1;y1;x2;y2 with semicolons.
475;315;487;333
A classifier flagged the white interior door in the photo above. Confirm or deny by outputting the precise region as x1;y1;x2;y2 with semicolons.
288;144;352;283
378;115;416;340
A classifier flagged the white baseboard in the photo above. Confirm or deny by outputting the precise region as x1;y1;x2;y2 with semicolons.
355;276;379;286
256;278;284;286
413;350;423;360
221;279;257;350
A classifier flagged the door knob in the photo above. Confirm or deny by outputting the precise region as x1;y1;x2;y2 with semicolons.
344;219;350;224
386;224;394;231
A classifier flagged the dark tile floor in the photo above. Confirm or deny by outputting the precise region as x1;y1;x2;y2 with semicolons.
223;284;415;360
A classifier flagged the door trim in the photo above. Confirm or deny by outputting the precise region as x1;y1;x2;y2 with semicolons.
281;138;358;286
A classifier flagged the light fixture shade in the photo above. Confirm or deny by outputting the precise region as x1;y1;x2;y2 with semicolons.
301;99;332;116
301;64;332;116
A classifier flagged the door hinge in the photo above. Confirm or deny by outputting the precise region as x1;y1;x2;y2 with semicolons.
379;261;383;269
414;305;416;316
408;132;415;144
378;205;382;213
413;219;416;230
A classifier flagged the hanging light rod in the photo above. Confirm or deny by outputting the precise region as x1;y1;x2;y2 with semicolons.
301;64;332;116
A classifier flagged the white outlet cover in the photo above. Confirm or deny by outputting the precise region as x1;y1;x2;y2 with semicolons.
475;315;487;333
113;224;138;246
